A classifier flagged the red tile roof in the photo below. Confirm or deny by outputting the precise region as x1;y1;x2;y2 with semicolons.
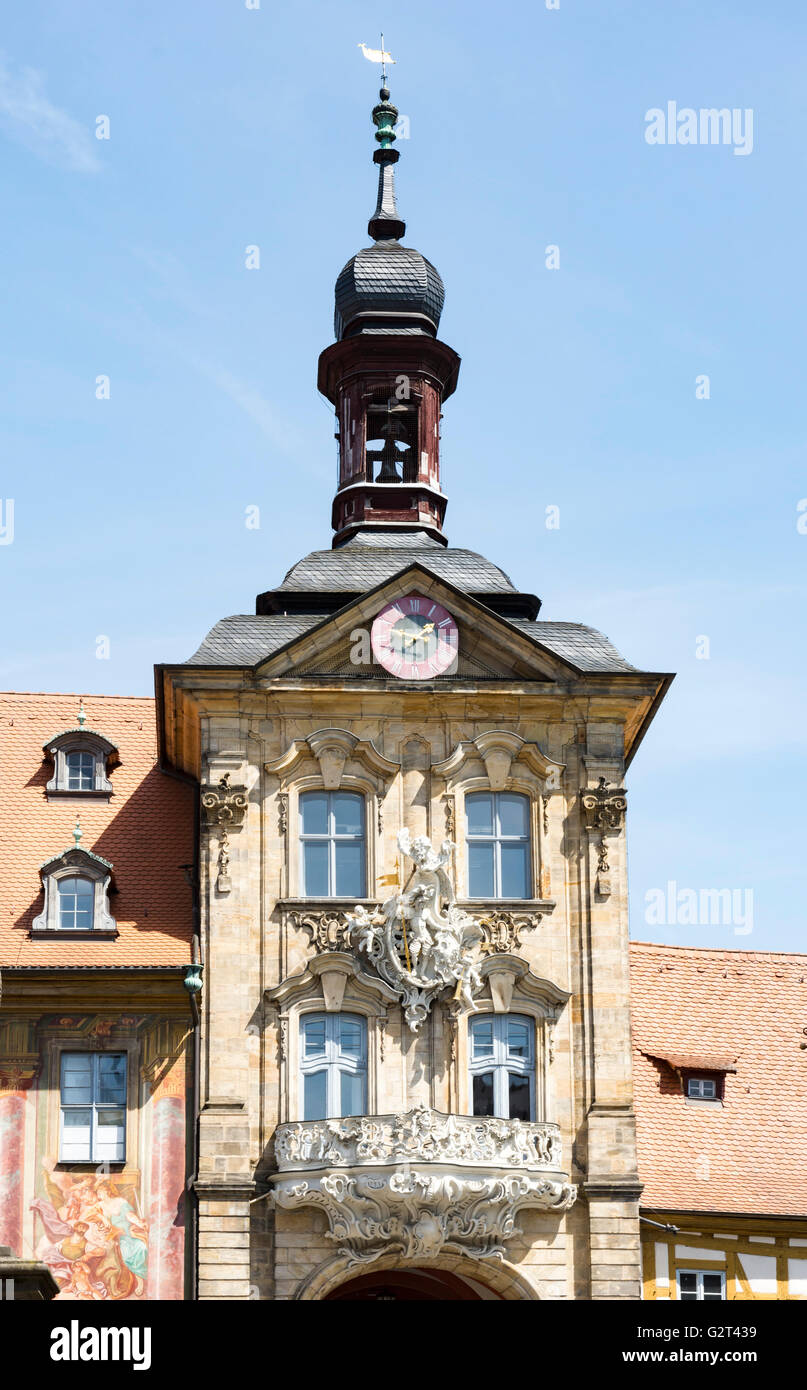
1;693;194;967
630;941;807;1217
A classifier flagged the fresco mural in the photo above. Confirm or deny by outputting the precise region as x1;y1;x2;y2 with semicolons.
0;1012;189;1301
32;1164;149;1300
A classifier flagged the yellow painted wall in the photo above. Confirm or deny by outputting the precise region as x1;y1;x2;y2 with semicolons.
642;1213;807;1300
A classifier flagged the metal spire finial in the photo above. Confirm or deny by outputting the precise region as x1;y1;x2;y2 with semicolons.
73;817;83;848
77;700;86;727
361;36;405;243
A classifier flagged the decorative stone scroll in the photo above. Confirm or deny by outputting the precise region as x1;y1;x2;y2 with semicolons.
266;730;399;793
478;911;542;956
274;1105;564;1172
201;774;249;831
270;1104;576;1265
349;829;483;1031
434;732;564;793
581;777;626;897
289;908;356;954
580;777;627;833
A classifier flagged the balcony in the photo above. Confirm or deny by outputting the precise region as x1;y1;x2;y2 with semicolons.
270;1104;576;1264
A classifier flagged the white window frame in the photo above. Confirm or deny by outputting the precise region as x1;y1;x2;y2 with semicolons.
59;1052;127;1163
299;790;366;898
465;791;532;899
45;731;116;798
687;1076;718;1099
676;1268;726;1301
468;1013;535;1120
299;1012;367;1120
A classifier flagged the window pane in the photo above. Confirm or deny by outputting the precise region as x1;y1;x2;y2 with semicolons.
95;1109;126;1162
300;792;328;836
61;1054;92;1104
500;842;529;898
332;793;363;837
470;1019;494;1058
334;842;364;897
507;1020;530;1059
468;843;495;897
61;1109;92;1160
678;1272;698;1300
303;1017;327;1057
339;1017;363;1057
466;793;494;836
702;1274;724;1300
472;1072;495;1117
508;1074;532;1121
302;841;329;896
340;1070;365;1118
98;1055;126;1104
67;752;94;790
498;793;529;838
303;1070;327;1120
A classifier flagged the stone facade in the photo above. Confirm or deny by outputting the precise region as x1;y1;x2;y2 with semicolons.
159;580;668;1299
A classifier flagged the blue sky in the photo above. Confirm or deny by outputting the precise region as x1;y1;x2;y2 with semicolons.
1;1;804;953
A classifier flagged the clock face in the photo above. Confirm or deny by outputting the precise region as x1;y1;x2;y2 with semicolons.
371;593;459;680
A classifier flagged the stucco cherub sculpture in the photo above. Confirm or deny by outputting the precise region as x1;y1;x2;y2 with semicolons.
350;828;483;1031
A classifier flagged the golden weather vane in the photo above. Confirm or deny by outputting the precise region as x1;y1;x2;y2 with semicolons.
358;34;395;83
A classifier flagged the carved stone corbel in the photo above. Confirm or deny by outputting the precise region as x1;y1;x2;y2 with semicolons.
201;774;249;831
580;777;626;897
487;963;517;1013
580;777;627;833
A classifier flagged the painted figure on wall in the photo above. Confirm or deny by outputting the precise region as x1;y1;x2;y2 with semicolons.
31;1162;148;1300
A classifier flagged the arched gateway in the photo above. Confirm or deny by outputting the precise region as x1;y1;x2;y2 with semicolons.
297;1252;537;1302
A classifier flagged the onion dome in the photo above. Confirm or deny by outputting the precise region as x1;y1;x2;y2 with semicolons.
333;83;445;340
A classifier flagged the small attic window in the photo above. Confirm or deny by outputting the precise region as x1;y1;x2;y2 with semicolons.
686;1075;721;1101
44;702;118;801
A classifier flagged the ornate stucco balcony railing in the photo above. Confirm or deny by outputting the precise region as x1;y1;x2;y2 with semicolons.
269;1104;576;1266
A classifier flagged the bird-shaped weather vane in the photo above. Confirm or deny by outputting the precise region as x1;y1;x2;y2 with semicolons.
358;34;395;84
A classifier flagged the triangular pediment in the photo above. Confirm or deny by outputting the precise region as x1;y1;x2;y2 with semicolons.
254;565;581;685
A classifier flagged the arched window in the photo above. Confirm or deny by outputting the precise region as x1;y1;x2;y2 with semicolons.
466;791;531;898
57;876;95;930
299;791;365;897
469;1014;534;1121
300;1013;367;1120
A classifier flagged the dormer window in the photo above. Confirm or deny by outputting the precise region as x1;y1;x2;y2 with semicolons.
32;831;117;936
44;705;118;800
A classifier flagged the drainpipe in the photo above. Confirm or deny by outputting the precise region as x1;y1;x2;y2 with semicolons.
181;782;203;1301
184;949;203;1301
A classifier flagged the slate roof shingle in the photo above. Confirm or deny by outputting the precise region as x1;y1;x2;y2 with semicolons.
185;533;638;673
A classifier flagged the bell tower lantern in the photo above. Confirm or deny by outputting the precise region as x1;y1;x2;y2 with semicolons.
318;81;460;546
